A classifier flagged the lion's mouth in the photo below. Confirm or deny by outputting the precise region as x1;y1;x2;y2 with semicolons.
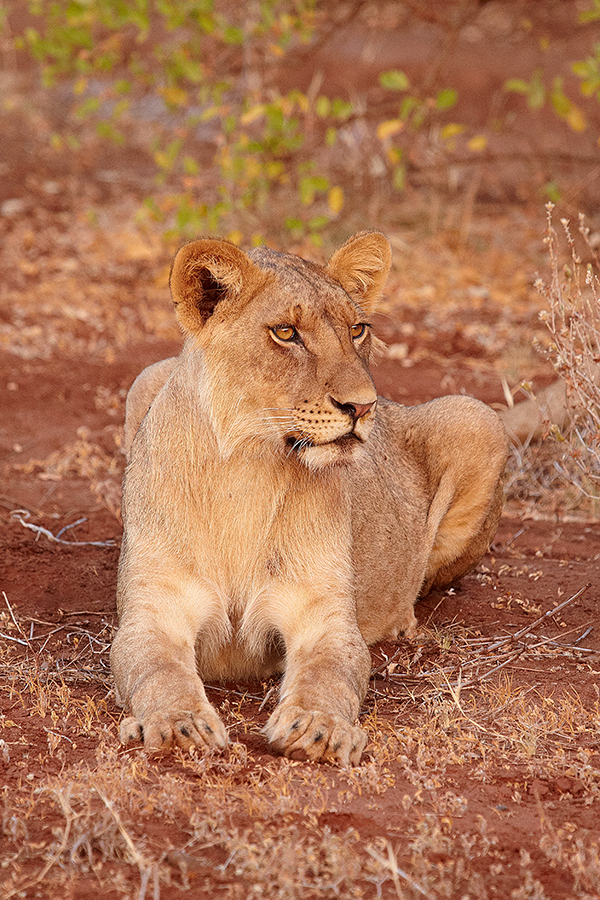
285;433;361;453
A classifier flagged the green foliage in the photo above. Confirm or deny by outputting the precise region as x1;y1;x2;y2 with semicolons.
379;69;409;92
8;0;600;241
504;70;588;131
13;0;334;240
376;70;458;194
504;3;600;137
505;70;546;110
579;0;600;23
572;43;600;100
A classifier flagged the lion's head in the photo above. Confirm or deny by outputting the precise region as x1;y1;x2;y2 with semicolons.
169;231;392;469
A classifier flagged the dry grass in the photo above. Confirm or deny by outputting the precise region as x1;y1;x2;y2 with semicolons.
368;582;593;704
540;207;600;475
2;582;599;899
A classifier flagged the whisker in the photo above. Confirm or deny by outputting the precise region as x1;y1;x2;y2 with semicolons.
262;407;296;412
283;427;316;458
264;418;294;422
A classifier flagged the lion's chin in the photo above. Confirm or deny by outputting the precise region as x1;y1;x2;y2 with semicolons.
288;433;364;470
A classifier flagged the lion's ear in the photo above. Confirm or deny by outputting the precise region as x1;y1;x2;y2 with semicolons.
170;239;255;336
326;231;392;314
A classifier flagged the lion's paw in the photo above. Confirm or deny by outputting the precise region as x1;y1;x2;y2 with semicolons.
119;704;228;754
264;705;366;767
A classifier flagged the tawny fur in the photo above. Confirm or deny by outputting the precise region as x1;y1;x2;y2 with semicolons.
111;231;508;766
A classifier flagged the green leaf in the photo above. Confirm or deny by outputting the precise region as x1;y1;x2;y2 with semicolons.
308;214;330;230
285;216;304;236
75;96;101;118
331;98;353;120
223;25;244;44
435;88;458;110
392;165;406;192
325;126;337;147
504;78;531;94
440;123;465;141
579;0;600;23
96;121;124;144
550;78;570;117
571;60;593;79
379;70;409;92
528;70;546;109
544;180;562;203
183;156;200;176
299;174;329;205
399;96;418;120
505;70;546;109
315;95;330;117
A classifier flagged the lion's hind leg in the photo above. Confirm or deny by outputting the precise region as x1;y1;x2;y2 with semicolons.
422;472;504;594
407;396;508;596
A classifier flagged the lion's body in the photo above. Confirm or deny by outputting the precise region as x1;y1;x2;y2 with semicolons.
111;234;507;765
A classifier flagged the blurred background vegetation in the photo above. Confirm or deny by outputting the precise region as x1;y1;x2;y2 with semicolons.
2;0;600;245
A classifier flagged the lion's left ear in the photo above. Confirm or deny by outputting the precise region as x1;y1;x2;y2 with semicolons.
326;231;392;314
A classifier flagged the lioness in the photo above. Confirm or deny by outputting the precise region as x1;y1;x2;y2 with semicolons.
112;232;508;766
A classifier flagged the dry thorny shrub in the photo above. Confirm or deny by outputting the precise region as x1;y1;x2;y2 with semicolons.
537;204;600;505
502;205;600;517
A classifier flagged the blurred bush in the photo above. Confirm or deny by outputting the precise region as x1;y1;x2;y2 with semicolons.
5;0;600;241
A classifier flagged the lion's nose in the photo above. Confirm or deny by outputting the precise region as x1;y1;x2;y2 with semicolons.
330;397;375;422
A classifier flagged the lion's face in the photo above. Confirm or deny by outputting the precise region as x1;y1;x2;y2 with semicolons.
169;234;392;468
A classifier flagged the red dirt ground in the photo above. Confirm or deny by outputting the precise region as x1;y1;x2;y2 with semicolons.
2;321;600;899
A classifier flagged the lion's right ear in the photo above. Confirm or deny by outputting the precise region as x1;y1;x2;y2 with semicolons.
169;239;255;337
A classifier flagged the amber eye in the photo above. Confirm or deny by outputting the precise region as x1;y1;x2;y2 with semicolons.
351;322;367;341
270;324;297;343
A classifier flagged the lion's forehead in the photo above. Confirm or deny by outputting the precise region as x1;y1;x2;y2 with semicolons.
248;247;361;327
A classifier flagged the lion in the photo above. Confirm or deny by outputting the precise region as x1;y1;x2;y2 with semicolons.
111;232;508;766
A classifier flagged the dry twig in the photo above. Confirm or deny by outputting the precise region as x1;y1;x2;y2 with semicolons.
10;509;116;548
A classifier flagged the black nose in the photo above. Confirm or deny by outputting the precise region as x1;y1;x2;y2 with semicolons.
330;398;375;422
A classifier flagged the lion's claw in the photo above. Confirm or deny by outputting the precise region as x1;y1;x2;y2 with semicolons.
264;705;366;767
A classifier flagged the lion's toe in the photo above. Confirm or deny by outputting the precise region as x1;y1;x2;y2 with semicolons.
325;721;367;767
264;705;366;767
119;706;228;755
175;710;228;752
119;716;144;745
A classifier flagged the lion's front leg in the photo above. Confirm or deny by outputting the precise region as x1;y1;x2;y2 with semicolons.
111;577;228;754
263;589;371;766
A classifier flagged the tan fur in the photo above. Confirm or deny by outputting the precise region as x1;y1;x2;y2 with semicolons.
112;232;508;766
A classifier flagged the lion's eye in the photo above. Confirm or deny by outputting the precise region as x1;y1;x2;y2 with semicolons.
270;324;297;343
351;323;368;341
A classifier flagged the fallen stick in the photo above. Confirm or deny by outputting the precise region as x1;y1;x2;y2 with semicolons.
10;509;116;548
482;583;591;655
